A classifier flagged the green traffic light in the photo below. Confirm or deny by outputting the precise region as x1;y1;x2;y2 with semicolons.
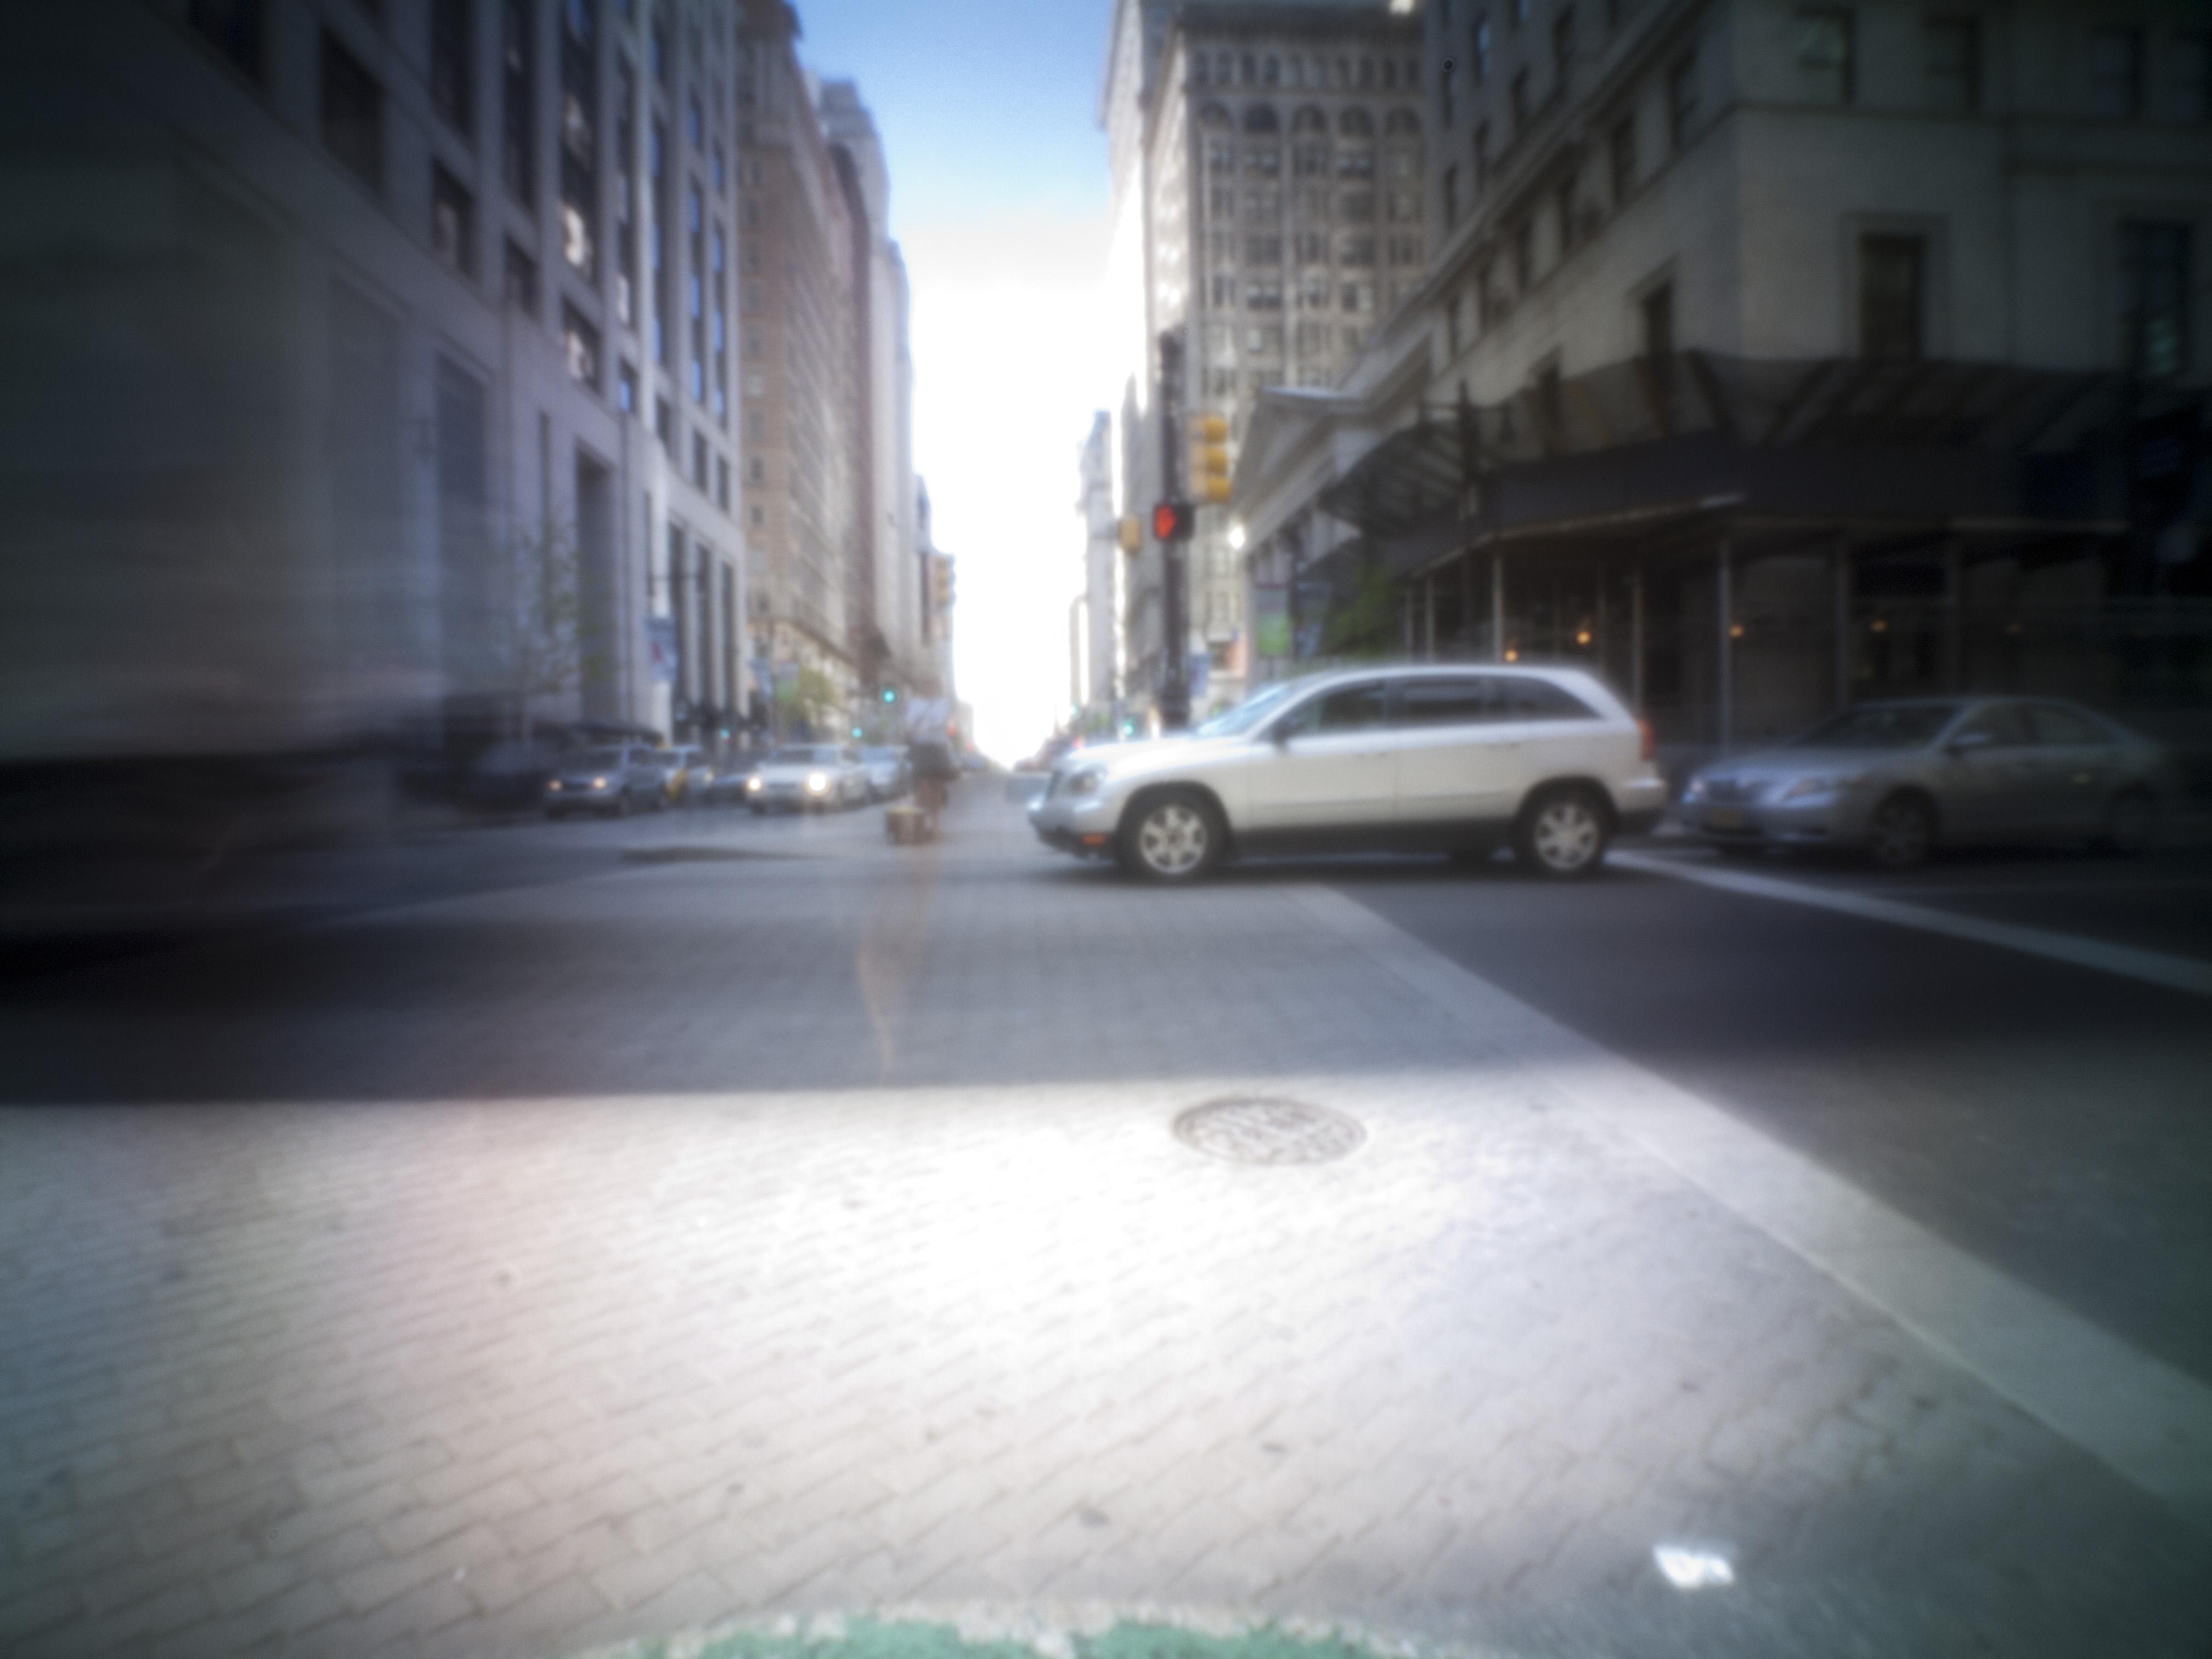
881;687;898;703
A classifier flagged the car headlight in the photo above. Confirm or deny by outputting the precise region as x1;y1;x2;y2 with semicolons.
547;780;563;793
1064;768;1104;797
589;775;609;789
805;772;829;793
1779;772;1864;801
746;775;763;792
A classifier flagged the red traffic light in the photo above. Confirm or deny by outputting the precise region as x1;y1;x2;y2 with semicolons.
1152;499;1196;542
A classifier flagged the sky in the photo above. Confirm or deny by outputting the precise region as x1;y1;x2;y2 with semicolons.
798;0;1120;761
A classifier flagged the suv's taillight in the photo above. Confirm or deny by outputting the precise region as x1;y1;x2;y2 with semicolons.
1637;717;1656;764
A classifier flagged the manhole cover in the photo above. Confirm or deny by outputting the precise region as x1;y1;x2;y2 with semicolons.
1173;1097;1364;1165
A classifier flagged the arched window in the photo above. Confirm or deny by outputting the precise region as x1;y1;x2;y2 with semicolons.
1262;55;1279;87
1338;106;1375;138
1242;104;1280;135
1199;103;1233;131
1385;109;1421;136
1291;106;1328;134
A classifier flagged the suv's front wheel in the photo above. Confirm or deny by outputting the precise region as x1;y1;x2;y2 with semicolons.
1515;786;1610;879
1119;788;1223;881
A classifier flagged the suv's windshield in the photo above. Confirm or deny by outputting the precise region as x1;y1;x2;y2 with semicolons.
1791;704;1960;749
1194;678;1306;737
571;747;626;769
772;747;834;764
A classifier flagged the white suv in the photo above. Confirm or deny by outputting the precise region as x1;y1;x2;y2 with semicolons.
1029;664;1666;881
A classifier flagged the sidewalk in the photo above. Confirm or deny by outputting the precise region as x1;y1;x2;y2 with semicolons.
1;791;2205;1658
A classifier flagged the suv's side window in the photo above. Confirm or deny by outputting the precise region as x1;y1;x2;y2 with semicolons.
1279;681;1388;737
1497;676;1598;719
2025;704;2106;747
1396;675;1501;726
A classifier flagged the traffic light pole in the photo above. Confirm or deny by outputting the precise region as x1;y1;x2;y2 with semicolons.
1156;328;1190;730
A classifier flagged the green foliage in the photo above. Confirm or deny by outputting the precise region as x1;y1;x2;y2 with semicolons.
1319;560;1400;659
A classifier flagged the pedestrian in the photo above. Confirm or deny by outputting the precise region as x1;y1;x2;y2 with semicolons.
905;679;957;838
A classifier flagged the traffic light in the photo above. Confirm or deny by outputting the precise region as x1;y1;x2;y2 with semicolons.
1152;499;1197;542
1190;414;1231;505
1117;514;1142;555
881;686;899;705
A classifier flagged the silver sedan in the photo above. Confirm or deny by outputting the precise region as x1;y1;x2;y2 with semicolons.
1678;698;2170;868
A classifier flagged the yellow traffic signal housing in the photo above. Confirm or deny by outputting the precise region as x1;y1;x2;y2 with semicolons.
1189;413;1232;505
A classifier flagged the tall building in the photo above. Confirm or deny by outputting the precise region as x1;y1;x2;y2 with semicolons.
1076;413;1122;721
1;0;760;822
1099;0;1427;725
1233;0;2211;757
822;81;926;699
734;1;858;736
917;478;958;704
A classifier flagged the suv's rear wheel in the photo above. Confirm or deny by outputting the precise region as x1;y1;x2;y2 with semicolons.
1120;789;1222;881
1515;786;1610;879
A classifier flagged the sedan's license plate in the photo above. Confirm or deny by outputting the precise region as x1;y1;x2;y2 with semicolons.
1708;806;1746;831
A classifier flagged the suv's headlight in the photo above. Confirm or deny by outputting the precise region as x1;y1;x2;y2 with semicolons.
1064;768;1104;797
805;772;830;793
746;775;763;792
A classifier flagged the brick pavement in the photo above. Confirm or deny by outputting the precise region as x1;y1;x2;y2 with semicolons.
2;791;2208;1658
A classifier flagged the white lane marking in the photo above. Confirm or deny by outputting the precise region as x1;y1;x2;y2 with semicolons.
1290;883;2212;1536
1611;850;2212;998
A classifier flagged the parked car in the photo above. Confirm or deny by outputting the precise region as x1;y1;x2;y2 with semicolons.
462;739;562;810
1677;696;2170;868
544;746;667;819
743;744;871;812
859;746;911;802
700;752;763;806
650;745;715;804
1029;664;1666;881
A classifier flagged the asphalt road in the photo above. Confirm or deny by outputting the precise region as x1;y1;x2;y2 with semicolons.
3;789;2209;1659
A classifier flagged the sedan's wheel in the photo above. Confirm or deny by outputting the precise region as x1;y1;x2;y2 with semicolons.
2096;789;2154;857
1121;790;1221;881
1866;792;1935;868
1515;787;1609;879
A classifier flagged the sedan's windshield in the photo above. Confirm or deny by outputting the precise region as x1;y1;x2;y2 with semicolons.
571;748;625;769
1194;678;1307;737
772;747;836;764
1791;704;1960;749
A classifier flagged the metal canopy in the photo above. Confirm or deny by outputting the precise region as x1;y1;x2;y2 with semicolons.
1314;351;2186;544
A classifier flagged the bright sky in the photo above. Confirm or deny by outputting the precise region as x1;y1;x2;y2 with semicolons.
800;0;1118;762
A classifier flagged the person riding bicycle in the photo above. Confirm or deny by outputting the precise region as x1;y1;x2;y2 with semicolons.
904;682;957;835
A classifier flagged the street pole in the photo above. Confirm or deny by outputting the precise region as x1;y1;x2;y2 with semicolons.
1157;328;1190;730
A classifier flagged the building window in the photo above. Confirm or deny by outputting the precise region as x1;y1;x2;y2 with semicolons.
655;396;672;449
1247;280;1284;309
1441;58;1457;129
1796;9;1854;105
558;2;599;277
504;239;538;313
651;7;670;86
1859;234;1925;361
1609;114;1635;205
1553;7;1577;99
693;431;709;487
1339;235;1376;267
1556;178;1579;254
502;0;534;205
618;360;639;413
2091;27;2143;119
1510;69;1530;131
2118;222;2191;380
713;144;726;191
1247;234;1283;264
1474;122;1489;193
431;0;473;134
1924;17;1978;114
716;456;731;510
1640;281;1674;358
1442;165;1459;230
432;166;475;275
1472;16;1490;83
1668;54;1699;149
1513;218;1534;291
320;34;385;193
563;302;602;388
190;0;265;83
1477;261;1500;326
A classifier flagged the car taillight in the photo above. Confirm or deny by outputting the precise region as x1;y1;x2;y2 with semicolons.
1638;718;1656;763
